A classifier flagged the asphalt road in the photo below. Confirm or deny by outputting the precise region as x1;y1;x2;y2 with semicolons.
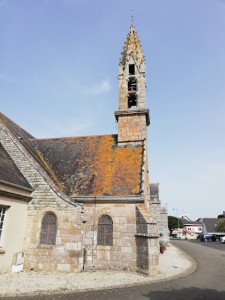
4;240;225;300
187;239;225;251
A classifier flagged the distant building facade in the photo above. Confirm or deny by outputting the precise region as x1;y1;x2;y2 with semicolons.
171;215;202;239
182;220;202;239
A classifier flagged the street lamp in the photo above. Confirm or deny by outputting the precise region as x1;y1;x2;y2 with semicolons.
173;208;180;239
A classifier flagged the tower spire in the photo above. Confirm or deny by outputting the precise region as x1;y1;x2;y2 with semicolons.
131;8;134;24
115;24;150;144
120;24;145;70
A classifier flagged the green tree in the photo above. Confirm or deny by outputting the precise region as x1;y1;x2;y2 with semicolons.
168;216;183;234
215;219;225;232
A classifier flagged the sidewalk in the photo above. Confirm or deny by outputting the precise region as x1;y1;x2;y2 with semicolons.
0;244;195;297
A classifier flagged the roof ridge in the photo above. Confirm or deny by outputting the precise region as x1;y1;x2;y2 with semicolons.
33;146;63;190
0;112;35;139
32;133;118;141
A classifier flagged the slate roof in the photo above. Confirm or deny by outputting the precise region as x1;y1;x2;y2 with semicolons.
181;218;202;226
0;112;144;197
0;143;32;190
0;112;64;189
203;218;220;233
32;135;143;197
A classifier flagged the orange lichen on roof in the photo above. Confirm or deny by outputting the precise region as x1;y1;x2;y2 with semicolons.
33;134;144;197
107;146;143;196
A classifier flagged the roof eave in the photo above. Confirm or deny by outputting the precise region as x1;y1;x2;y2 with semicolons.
70;195;143;204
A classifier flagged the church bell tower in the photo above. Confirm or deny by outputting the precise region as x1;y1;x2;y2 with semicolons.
115;24;150;143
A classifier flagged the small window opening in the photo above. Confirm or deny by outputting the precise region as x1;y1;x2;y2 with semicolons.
129;64;135;75
128;94;137;109
0;206;7;247
128;78;137;91
97;215;113;246
40;212;57;245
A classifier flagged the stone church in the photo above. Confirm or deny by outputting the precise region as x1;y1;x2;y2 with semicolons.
0;24;166;275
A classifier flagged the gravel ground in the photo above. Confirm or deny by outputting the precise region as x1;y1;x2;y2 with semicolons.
0;244;194;297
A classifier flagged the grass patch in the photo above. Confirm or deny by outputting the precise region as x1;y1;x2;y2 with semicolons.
60;287;69;291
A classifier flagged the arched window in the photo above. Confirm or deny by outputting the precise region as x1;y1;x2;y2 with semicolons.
128;94;137;109
97;215;113;246
40;212;57;245
128;78;137;91
129;64;135;75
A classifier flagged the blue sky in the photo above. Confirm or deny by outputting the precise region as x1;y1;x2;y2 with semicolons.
1;0;225;220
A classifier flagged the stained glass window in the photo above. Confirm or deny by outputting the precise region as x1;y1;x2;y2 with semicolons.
97;215;113;246
40;213;57;245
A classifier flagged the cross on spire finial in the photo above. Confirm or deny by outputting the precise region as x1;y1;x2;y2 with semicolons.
131;8;134;24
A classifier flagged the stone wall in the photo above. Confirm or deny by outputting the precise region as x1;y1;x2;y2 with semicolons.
80;202;160;275
82;203;137;272
0;123;83;272
117;114;147;142
150;203;169;244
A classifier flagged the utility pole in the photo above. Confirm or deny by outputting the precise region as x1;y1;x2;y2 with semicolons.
173;208;180;239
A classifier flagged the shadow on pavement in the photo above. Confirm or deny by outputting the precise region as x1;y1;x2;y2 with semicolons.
142;287;225;300
2;287;225;300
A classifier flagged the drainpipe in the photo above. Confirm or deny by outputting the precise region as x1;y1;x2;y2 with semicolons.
92;197;97;268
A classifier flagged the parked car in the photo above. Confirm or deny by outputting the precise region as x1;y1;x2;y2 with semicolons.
220;236;225;243
211;235;221;242
200;235;213;242
204;235;212;242
200;234;205;242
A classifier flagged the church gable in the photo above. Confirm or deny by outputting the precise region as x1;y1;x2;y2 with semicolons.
0;113;62;191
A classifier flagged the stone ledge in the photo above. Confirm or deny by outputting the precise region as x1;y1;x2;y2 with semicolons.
135;233;159;238
114;109;150;126
71;196;143;204
96;245;112;250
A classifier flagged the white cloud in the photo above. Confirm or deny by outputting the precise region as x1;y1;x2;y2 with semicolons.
87;80;112;95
